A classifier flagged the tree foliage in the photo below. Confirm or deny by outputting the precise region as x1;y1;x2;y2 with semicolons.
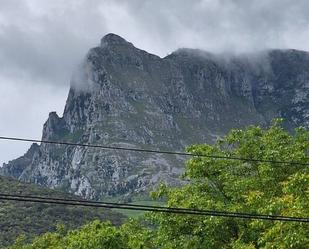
7;121;309;248
150;120;309;248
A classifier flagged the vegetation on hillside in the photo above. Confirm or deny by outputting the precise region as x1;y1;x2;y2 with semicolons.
0;177;124;247
6;120;309;248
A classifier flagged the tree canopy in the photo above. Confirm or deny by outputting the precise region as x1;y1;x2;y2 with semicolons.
149;120;309;248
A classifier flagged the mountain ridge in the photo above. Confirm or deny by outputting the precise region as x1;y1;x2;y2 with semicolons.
1;33;308;200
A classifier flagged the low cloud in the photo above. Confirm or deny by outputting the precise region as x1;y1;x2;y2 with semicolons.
1;0;309;86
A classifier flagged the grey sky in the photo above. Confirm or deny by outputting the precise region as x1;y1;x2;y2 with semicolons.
1;0;309;164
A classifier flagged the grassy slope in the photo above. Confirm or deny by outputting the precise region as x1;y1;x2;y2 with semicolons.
0;176;124;247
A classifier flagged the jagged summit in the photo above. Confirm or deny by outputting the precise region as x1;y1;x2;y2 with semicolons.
100;33;133;47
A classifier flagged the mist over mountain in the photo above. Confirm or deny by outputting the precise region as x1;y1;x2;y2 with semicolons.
1;33;308;200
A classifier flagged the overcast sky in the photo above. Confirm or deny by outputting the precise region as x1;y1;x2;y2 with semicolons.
1;0;309;165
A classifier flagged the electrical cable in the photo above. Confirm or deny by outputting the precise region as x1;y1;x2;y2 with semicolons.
1;136;309;223
0;193;302;221
0;193;308;223
0;136;308;166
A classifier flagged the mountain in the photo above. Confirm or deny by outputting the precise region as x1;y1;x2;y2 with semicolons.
0;175;123;247
1;33;309;200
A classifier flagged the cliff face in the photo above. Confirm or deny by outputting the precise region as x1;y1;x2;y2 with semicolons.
1;34;309;200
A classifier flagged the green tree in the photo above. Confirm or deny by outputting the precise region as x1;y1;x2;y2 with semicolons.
150;120;309;248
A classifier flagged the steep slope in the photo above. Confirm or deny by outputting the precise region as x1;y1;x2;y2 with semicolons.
1;33;309;200
0;175;124;247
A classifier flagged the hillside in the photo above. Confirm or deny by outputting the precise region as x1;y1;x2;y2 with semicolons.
0;176;124;247
1;33;309;200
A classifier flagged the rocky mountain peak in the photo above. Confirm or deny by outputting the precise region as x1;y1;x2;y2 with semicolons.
100;33;133;47
42;111;68;140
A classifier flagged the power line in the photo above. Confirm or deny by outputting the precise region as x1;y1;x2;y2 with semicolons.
0;136;308;166
0;193;302;221
0;193;308;223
